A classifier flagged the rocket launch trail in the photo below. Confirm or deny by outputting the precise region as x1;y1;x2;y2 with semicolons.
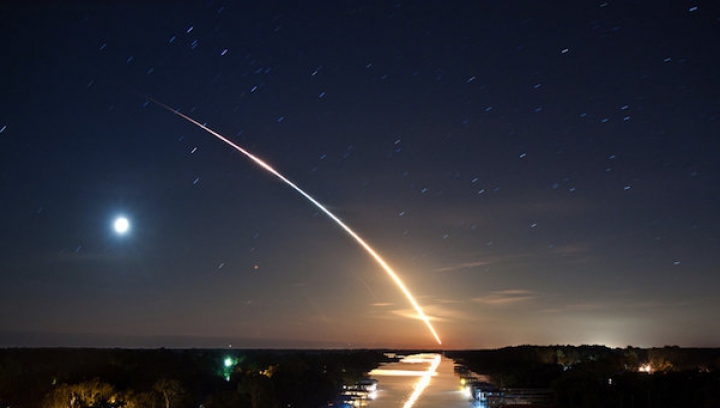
147;97;442;345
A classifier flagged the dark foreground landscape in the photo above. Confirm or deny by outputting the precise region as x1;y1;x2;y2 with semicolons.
1;346;719;408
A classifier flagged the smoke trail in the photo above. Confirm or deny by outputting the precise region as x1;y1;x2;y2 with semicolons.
147;97;442;345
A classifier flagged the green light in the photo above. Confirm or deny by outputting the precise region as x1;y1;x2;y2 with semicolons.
222;356;237;381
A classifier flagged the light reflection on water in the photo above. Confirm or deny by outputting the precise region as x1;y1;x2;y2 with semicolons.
369;353;441;408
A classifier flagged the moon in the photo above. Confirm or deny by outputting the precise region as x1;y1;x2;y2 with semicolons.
113;217;130;234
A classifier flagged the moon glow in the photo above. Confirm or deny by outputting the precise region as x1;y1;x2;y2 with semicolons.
113;217;130;234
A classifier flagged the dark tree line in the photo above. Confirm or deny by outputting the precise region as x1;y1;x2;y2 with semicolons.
0;348;390;408
448;346;720;408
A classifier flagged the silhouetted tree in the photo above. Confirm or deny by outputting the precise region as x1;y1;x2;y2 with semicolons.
153;379;183;408
120;389;159;408
238;373;278;408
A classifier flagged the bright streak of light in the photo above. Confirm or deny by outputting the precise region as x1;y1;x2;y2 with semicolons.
148;97;442;345
370;354;441;376
400;354;439;364
369;369;438;377
403;354;441;408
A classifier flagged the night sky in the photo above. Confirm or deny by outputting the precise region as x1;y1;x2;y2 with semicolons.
1;1;719;349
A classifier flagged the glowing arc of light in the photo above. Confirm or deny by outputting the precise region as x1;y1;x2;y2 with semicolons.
148;97;442;345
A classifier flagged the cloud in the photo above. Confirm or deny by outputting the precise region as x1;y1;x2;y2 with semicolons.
433;260;494;273
541;298;695;314
371;301;464;325
434;241;595;274
433;253;536;273
540;302;609;313
426;301;490;323
473;289;537;305
389;308;426;320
